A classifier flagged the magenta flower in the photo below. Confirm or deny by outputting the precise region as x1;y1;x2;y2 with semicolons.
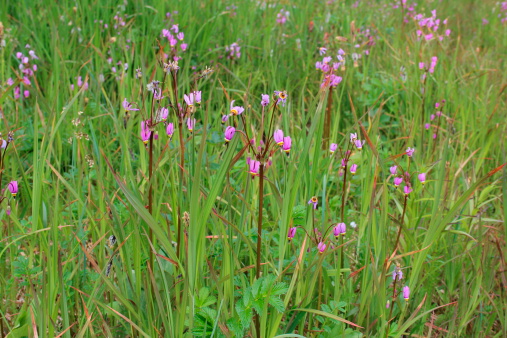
403;185;413;195
403;286;410;301
153;89;164;100
166;123;174;139
123;98;139;111
330;143;338;154
274;90;287;106
194;91;202;104
184;92;196;106
248;159;261;178
261;94;270;107
394;177;403;186
224;126;236;142
221;115;229;124
350;164;358;175
229;100;245;115
282;136;292;154
288;227;297;241
158;107;169;121
341;158;348;168
329;74;342;87
354;139;365;150
350;133;358;142
398;270;403;280
8;181;18;198
187;118;196;132
308;196;318;209
418;173;426;184
317;242;326;254
141;121;152;144
406;147;415;157
390;165;398;175
319;47;327;55
274;129;284;146
425;123;430;130
334;222;346;237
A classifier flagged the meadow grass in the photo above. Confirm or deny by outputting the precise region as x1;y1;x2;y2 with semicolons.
0;0;506;337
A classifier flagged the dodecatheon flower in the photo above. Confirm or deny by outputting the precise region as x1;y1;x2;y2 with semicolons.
287;227;297;241
397;270;403;280
317;242;326;254
248;159;261;178
406;147;415;157
390;165;398;175
425;123;430;130
318;47;327;55
166;123;174;140
418;173;426;184
224;126;236;142
158;107;169;121
394;177;403;186
330;143;338;154
334;222;346;237
274;129;284;146
350;164;358;175
282;136;292;154
308;196;318;209
8;181;18;199
274;90;288;106
341;158;348;168
261;94;270;107
153;89;164;100
221;115;229;124
123;98;139;111
141;121;151;144
403;185;413;195
350;133;358;142
194;91;202;104
6;206;11;216
354;139;365;150
392;270;398;281
184;92;195;106
333;224;341;238
229;100;245;116
403;286;410;301
187;118;196;132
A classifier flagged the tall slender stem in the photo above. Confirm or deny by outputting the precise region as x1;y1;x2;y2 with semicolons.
177;119;184;258
148;131;154;267
254;163;265;338
323;86;333;150
392;195;408;255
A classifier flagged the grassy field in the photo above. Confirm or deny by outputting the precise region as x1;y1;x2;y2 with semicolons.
1;0;506;337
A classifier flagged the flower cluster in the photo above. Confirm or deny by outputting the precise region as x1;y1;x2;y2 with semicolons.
161;23;188;60
413;10;451;42
425;99;446;140
7;46;39;100
389;156;427;195
419;56;438;76
315;52;343;88
70;76;89;91
276;9;289;25
225;41;241;60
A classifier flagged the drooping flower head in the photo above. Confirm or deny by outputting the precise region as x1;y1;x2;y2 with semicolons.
194;90;202;104
403;185;413;195
261;94;270;107
248;158;261;178
350;133;358;142
406;147;415;157
221;114;229;124
394;177;403;186
354;139;365;150
418;173;426;184
230;100;245;116
288;227;297;241
390;165;398;175
319;47;327;55
350;164;358;175
308;196;318;209
224;126;236;142
330;143;338;154
317;242;326;254
333;222;346;238
187;118;196;132
403;286;410;301
158;107;169;121
8;181;18;198
273;129;284;146
123;98;139;111
184;92;195;106
141;121;151;144
274;90;288;106
166;123;174;140
282;136;292;154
